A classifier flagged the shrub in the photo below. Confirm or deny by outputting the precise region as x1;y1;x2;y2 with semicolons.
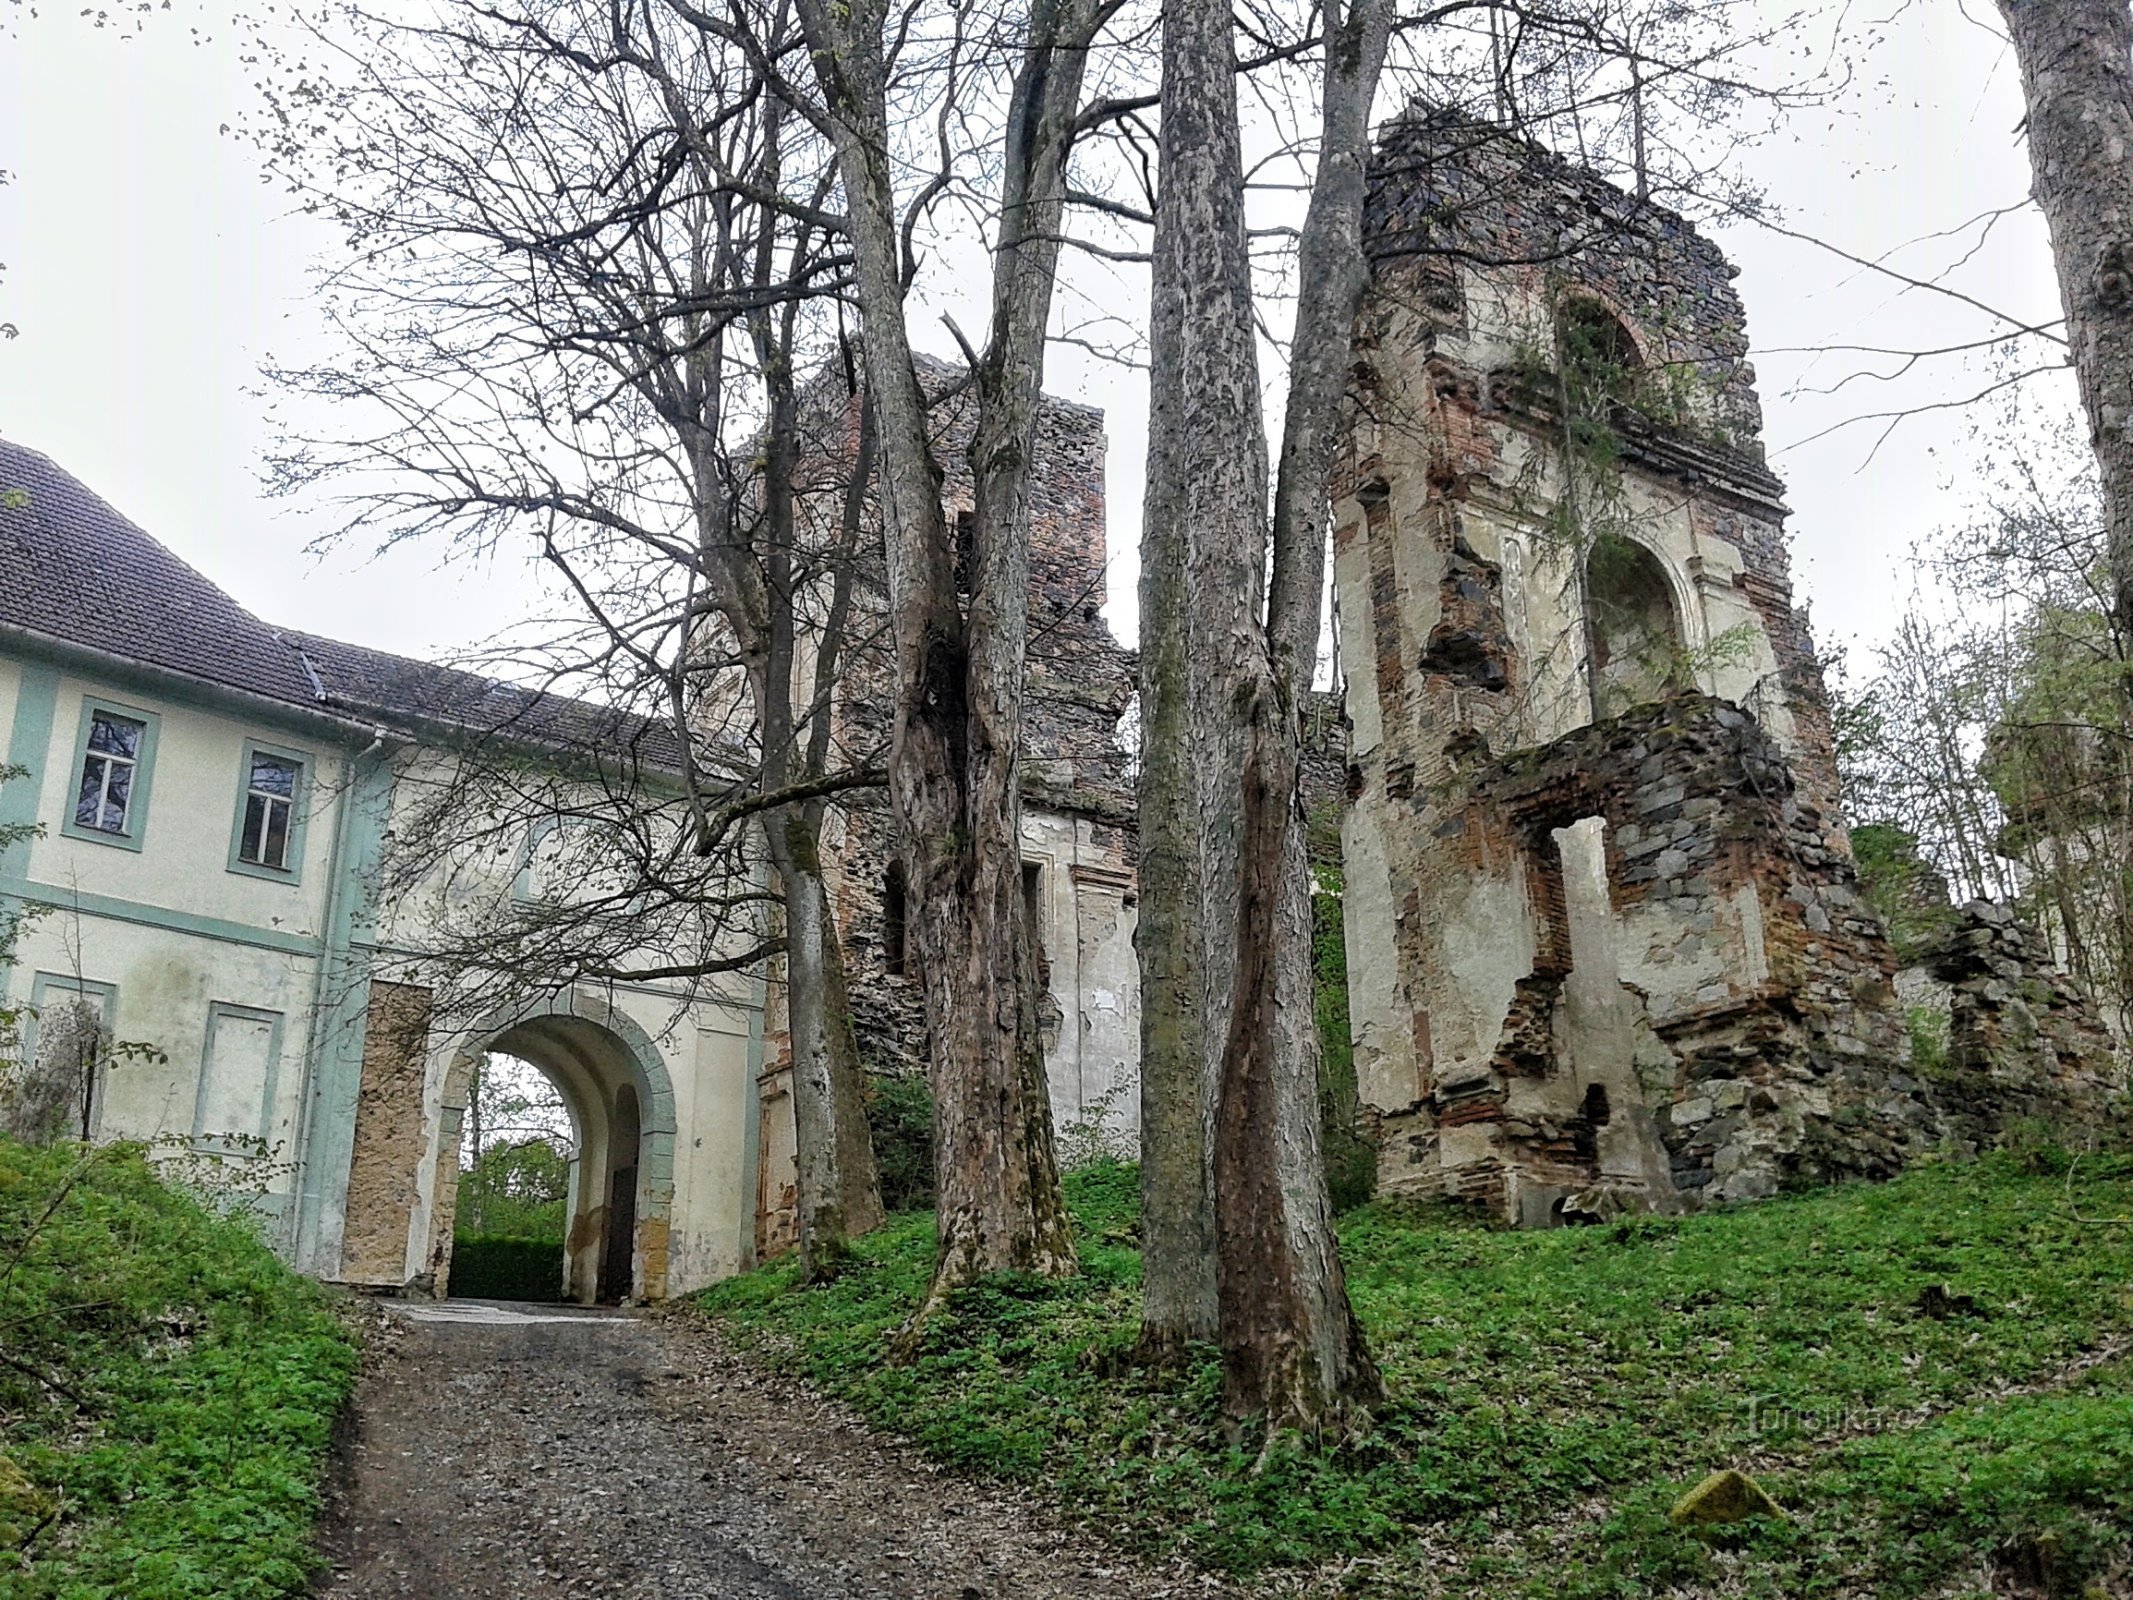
449;1233;565;1301
0;1137;357;1599
865;1072;936;1211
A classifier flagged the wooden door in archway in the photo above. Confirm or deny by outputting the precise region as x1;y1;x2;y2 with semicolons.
596;1082;641;1303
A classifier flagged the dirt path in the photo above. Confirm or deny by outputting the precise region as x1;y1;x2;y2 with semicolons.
313;1298;1236;1600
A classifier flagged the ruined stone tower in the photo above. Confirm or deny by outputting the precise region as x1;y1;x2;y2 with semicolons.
1333;109;1935;1223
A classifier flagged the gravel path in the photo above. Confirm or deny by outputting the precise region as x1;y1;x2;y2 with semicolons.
313;1298;1238;1600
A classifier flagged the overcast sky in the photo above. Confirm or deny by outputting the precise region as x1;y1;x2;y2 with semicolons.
0;0;2080;680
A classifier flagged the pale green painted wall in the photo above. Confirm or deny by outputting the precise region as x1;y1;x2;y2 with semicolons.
1;643;767;1294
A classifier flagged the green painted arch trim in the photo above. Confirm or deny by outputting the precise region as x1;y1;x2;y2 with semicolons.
462;988;680;1192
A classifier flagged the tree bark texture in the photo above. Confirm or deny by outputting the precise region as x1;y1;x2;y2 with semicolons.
1999;0;2133;625
765;817;886;1269
1133;12;1223;1355
722;275;885;1278
792;0;1105;1305
1141;0;1386;1425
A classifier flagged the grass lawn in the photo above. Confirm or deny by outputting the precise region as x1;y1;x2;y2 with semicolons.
696;1152;2133;1598
0;1138;359;1599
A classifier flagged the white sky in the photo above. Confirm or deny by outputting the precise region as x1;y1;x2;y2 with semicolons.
0;0;2082;679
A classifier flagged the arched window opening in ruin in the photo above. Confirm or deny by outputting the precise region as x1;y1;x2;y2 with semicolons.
1586;532;1686;713
1556;296;1645;415
883;859;908;977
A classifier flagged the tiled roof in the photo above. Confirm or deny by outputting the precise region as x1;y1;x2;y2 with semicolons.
0;440;685;775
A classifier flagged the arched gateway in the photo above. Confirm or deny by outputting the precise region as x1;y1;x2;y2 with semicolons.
430;991;680;1304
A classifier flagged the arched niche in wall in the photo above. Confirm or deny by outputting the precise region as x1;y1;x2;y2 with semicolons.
1586;531;1686;714
1554;293;1648;415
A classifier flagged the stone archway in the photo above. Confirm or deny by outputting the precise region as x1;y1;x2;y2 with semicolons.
432;990;677;1305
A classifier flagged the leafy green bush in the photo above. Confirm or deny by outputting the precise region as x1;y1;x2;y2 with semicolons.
0;1137;358;1598
457;1137;569;1238
865;1073;935;1212
449;1234;565;1301
698;1152;2133;1597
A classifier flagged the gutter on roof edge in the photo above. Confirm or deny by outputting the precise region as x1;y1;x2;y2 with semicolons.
0;621;392;746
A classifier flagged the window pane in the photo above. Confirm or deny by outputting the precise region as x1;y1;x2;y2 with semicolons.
75;757;107;827
241;794;268;862
88;713;141;758
261;798;291;869
249;754;298;798
102;760;132;832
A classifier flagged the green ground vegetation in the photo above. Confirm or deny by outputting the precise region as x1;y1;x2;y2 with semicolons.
696;1152;2133;1598
0;1137;358;1599
456;1136;569;1240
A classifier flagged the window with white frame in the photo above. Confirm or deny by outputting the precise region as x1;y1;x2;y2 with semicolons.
74;710;146;836
238;751;301;870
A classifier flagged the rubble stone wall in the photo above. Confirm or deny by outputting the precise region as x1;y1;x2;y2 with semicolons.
1918;901;2124;1147
1332;111;1994;1223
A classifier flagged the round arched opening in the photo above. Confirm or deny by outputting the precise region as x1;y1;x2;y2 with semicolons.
432;1001;674;1307
1586;532;1685;713
1556;296;1645;411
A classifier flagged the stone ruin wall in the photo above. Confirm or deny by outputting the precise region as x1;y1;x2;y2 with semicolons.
1390;695;1935;1224
1335;109;2120;1225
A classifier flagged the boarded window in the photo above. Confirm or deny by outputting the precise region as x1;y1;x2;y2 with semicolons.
195;1004;282;1151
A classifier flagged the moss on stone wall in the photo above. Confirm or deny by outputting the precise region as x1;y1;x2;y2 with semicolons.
1314;881;1377;1212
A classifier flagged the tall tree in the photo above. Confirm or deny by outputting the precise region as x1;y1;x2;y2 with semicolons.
779;0;1112;1306
1140;0;1391;1427
1996;0;2133;626
252;0;884;1273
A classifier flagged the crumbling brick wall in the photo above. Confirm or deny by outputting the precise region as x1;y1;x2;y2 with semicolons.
1346;105;1842;824
1377;693;1933;1224
1332;111;1994;1224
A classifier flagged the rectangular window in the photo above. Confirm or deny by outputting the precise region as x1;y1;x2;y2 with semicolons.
239;752;300;870
74;711;144;836
226;739;311;885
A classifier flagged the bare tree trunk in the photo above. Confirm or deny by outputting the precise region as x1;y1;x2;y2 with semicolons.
765;816;885;1271
1135;439;1218;1349
740;331;886;1279
1998;0;2133;625
1142;0;1385;1427
791;0;1103;1307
